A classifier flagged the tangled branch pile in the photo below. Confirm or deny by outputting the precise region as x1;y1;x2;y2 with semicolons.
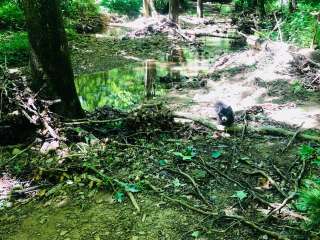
0;67;60;147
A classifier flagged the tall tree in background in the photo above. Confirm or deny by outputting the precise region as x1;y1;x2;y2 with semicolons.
197;0;203;18
289;0;297;12
169;0;180;23
143;0;157;17
22;0;84;118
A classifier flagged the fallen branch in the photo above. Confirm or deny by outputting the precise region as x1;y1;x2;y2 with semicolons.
265;192;297;221
282;122;304;152
164;167;211;207
243;170;287;198
173;114;320;142
64;117;126;126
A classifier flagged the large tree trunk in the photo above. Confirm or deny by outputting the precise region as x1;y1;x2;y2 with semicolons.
143;0;157;17
22;0;84;118
197;0;203;18
169;0;180;24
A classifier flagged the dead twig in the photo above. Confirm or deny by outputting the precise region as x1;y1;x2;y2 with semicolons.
127;192;140;212
282;122;304;152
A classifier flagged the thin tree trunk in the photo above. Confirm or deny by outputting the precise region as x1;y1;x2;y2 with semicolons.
289;0;297;13
144;60;156;99
197;0;203;18
143;0;151;17
143;0;157;17
22;0;84;118
169;0;180;24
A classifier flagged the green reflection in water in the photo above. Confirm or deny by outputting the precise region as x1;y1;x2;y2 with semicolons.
76;63;167;111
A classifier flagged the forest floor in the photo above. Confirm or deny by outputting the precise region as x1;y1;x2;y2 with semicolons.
1;5;320;240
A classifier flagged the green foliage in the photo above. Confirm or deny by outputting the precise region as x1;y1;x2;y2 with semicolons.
299;144;316;160
0;31;29;66
154;0;169;13
0;0;24;29
173;146;197;161
220;5;232;16
101;0;142;17
61;0;99;19
297;182;320;228
297;145;320;228
282;3;320;47
291;80;303;94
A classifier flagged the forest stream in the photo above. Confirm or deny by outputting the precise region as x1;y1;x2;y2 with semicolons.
1;1;320;240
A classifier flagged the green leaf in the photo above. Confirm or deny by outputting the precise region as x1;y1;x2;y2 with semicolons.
114;192;125;203
232;190;247;201
182;155;193;161
159;159;168;166
173;152;184;158
117;181;140;193
12;148;21;155
211;150;222;159
125;183;140;193
191;231;200;238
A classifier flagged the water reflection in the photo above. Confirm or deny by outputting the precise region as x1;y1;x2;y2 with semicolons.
76;65;145;111
144;59;157;99
75;36;244;111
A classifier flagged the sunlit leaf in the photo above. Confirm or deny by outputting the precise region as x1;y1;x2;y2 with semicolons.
191;231;200;238
211;150;222;159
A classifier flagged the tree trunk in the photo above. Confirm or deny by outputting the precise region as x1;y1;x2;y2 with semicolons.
197;0;203;18
289;0;297;13
22;0;84;118
169;0;180;24
144;60;156;99
143;0;157;17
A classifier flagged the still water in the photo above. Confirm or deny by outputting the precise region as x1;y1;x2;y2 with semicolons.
75;37;242;111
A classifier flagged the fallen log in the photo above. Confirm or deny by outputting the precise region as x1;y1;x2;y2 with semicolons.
173;114;320;142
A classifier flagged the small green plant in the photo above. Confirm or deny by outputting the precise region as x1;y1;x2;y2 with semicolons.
296;145;320;228
291;80;303;94
297;183;320;228
174;146;197;161
232;190;248;201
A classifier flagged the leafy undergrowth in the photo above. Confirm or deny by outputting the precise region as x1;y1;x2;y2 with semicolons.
1;120;319;239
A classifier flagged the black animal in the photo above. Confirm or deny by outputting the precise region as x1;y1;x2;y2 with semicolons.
214;101;235;127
